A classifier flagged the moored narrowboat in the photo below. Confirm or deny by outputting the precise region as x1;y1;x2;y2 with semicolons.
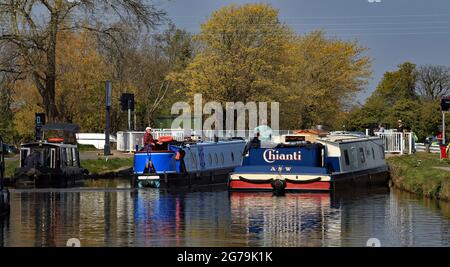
133;137;246;188
229;131;389;194
12;124;88;187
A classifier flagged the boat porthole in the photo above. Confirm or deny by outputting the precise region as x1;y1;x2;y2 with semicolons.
231;152;235;162
208;153;212;166
215;153;218;165
220;153;224;165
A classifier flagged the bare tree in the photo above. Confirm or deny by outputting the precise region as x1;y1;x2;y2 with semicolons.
416;65;450;101
0;0;165;122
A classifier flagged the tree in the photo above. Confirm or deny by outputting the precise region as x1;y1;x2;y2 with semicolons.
0;0;164;122
346;62;418;130
0;73;17;143
416;65;450;101
368;62;417;107
55;31;110;132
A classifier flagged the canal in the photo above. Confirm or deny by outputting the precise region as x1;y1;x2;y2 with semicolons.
0;180;449;247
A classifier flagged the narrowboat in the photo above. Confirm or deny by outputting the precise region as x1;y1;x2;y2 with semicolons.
229;131;389;194
133;136;246;188
0;136;10;216
12;123;88;187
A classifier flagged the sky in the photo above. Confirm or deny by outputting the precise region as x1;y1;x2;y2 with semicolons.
157;0;450;103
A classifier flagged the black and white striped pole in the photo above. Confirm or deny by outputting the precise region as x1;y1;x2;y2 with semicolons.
105;81;112;156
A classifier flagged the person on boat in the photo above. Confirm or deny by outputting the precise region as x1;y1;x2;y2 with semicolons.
243;132;261;155
397;120;404;133
24;150;41;168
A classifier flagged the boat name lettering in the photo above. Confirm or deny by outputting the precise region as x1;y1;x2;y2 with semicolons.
270;166;292;172
263;149;301;163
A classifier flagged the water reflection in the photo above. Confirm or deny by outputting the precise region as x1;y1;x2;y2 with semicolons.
0;181;449;247
229;192;342;247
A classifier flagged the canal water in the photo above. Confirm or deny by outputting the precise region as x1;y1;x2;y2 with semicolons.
0;179;449;247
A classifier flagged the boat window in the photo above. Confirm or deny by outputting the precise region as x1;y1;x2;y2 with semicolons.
60;148;66;166
380;146;385;159
220;153;224;165
231;152;235;162
50;149;56;169
66;148;73;167
344;150;350;166
215;153;218;165
20;148;30;167
191;154;197;167
359;148;365;164
372;147;376;160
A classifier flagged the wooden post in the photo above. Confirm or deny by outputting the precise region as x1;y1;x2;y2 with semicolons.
104;81;112;156
443;111;446;145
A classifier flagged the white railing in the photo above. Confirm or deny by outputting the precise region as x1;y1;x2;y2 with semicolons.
116;129;294;152
415;143;440;153
374;132;414;155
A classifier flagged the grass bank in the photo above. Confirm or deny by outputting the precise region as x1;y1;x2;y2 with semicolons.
388;153;450;201
3;157;133;178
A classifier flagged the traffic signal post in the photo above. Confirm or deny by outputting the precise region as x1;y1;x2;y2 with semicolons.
120;93;135;131
440;96;450;159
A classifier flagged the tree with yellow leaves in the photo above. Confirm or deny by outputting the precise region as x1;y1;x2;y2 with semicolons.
168;3;296;104
169;3;372;130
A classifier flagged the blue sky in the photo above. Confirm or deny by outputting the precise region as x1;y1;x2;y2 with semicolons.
158;0;450;103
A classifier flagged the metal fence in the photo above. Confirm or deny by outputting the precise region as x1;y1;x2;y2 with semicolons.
374;132;414;155
415;143;440;153
116;129;293;152
117;129;419;154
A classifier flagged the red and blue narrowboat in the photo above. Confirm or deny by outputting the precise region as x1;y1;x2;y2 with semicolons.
133;137;246;189
229;132;389;194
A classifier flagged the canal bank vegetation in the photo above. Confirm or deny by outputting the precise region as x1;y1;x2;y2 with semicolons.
1;3;372;144
4;158;133;179
81;158;134;176
388;153;450;201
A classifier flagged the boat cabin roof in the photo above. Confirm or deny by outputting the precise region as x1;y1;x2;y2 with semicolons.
319;134;380;143
20;141;78;149
42;123;80;133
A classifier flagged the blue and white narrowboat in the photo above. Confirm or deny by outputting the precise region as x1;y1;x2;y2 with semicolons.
12;124;88;187
0;136;10;216
229;132;389;193
133;137;246;188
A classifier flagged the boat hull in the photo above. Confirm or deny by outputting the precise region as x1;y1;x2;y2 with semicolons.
132;140;247;189
229;173;331;192
12;167;85;188
133;168;234;189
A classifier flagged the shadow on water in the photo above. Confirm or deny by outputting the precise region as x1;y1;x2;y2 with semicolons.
0;180;449;247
